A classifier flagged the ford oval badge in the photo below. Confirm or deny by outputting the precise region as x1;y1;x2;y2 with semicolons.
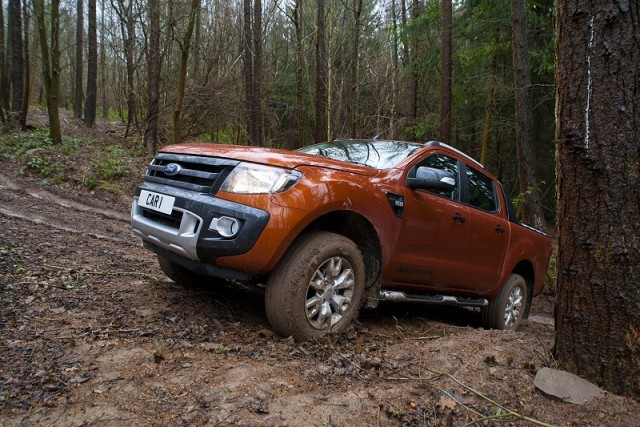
163;163;181;176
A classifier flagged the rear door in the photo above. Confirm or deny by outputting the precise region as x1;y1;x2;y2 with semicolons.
457;164;509;291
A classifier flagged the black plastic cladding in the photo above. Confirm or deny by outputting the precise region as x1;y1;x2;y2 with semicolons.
145;153;240;194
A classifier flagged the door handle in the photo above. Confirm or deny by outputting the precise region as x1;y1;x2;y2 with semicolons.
495;225;505;234
452;213;466;224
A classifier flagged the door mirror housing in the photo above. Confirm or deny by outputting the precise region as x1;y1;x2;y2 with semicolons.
407;166;456;192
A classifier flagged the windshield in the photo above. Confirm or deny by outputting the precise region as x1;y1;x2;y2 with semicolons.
297;139;423;169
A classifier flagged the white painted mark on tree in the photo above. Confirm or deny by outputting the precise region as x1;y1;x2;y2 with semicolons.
585;17;595;150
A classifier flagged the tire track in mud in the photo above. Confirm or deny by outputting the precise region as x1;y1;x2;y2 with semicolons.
0;174;136;246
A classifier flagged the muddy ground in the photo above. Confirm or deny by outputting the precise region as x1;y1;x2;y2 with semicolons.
1;112;639;426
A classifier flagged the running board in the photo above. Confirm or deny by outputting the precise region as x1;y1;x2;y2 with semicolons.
379;290;488;307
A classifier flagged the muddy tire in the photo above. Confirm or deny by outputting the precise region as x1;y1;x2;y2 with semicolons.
265;231;365;340
157;256;207;287
482;273;528;330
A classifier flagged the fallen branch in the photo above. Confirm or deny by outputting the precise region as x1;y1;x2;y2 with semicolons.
409;363;556;427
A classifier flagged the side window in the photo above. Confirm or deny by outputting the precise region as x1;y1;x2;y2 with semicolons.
414;154;459;200
466;167;499;212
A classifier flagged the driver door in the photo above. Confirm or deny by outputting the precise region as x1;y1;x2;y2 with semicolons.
384;154;471;290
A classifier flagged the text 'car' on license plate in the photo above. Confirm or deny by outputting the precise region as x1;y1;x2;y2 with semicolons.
139;190;175;215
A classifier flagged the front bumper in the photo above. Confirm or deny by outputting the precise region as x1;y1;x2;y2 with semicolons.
131;182;270;264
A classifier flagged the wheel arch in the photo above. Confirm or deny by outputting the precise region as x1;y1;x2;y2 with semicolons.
511;260;535;318
299;210;382;309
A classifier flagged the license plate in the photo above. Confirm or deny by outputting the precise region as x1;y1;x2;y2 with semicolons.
138;190;175;215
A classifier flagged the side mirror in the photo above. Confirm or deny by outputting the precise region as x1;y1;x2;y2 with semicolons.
407;166;456;192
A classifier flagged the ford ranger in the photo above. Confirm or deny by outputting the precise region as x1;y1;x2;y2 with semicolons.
131;139;552;340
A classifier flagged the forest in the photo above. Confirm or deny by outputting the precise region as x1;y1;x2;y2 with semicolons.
0;0;556;226
1;0;639;404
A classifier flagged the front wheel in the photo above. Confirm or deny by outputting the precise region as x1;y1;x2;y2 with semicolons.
265;231;365;341
482;273;528;330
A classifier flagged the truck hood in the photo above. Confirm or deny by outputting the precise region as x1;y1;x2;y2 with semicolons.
161;143;379;176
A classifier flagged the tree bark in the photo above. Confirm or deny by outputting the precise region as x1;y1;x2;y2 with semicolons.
511;0;546;230
314;0;327;143
293;0;304;148
144;0;161;156
100;0;107;120
74;0;83;118
243;0;255;145
253;0;262;145
0;3;8;119
554;0;640;398
34;0;62;143
19;0;30;130
349;0;363;138
408;0;419;120
439;0;452;145
479;75;495;166
84;0;97;127
172;0;200;144
8;0;23;113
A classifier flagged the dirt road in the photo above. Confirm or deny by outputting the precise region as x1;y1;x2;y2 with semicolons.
1;172;638;426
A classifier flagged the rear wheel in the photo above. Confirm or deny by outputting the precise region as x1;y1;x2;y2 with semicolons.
157;256;208;287
265;231;365;340
482;273;528;330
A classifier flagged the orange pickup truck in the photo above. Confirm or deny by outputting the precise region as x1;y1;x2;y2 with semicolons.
131;139;552;340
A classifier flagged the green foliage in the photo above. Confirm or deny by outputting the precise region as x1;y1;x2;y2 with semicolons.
20;154;66;183
97;108;121;121
214;129;235;145
84;175;97;191
91;145;130;180
512;181;545;215
0;129;54;160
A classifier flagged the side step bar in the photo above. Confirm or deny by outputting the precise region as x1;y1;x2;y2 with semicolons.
379;290;488;307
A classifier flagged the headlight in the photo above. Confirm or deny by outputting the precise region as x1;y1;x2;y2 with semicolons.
220;162;302;194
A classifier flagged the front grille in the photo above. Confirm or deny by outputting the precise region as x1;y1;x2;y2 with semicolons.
145;153;240;194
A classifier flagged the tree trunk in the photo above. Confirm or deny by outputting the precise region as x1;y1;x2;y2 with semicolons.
84;0;97;127
192;4;201;81
19;0;29;130
408;0;419;120
293;0;304;148
144;0;161;156
113;0;136;136
34;0;61;143
554;0;640;398
0;3;8;119
173;0;200;144
479;75;495;166
8;0;23;113
253;0;262;145
100;0;107;120
511;0;546;230
243;0;255;145
439;0;452;145
314;0;327;143
349;0;363;138
74;0;83;118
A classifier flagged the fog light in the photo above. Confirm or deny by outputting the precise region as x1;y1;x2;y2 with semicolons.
209;216;240;238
